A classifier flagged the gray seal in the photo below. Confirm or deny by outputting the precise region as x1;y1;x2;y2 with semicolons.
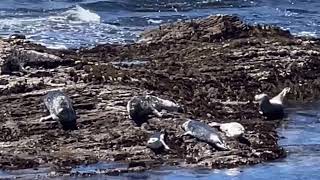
181;119;228;150
254;87;290;120
147;131;170;151
40;90;77;130
127;95;182;126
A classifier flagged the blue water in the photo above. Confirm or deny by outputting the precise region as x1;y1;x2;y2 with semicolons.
0;0;319;48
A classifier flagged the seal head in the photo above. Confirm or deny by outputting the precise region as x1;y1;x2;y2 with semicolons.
254;87;290;120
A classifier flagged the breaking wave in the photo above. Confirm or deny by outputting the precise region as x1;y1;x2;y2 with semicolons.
63;5;101;23
0;0;318;48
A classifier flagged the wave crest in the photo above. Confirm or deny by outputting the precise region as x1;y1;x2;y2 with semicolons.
62;5;100;23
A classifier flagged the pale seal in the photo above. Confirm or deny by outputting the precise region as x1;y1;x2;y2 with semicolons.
40;90;77;130
147;131;170;151
209;121;251;145
209;122;244;138
181;119;229;150
254;87;290;120
127;95;182;126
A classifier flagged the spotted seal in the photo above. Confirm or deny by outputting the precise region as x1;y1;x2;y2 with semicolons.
182;119;228;150
40;90;77;130
254;87;290;120
127;95;182;126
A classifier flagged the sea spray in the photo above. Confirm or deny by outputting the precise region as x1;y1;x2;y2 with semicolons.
63;5;101;23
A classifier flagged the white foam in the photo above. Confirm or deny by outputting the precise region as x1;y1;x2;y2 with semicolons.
147;19;163;24
224;168;241;176
43;43;68;50
62;5;101;23
294;31;317;37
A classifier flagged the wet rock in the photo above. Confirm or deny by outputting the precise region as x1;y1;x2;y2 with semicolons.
0;15;319;177
140;15;291;43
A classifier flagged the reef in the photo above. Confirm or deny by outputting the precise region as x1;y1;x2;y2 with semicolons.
1;15;320;177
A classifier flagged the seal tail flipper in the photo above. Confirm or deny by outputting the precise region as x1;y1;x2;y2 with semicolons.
270;87;291;105
39;115;53;122
215;142;229;151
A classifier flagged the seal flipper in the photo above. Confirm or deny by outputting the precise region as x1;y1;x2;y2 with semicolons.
159;134;170;150
152;107;163;118
214;141;229;151
39;115;54;122
180;131;191;138
270;87;291;105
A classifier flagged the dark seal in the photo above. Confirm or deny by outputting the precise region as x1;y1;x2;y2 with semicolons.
254;87;290;120
9;34;26;40
127;95;182;126
41;90;77;130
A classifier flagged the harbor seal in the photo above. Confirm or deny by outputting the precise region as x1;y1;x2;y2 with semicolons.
8;34;26;40
127;95;183;126
40;90;77;130
209;122;244;138
181;119;229;150
254;87;290;120
147;131;170;151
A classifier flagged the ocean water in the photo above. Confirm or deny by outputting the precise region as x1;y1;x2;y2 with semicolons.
0;0;319;48
1;0;320;179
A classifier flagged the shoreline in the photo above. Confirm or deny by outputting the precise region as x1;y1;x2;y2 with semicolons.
0;15;319;177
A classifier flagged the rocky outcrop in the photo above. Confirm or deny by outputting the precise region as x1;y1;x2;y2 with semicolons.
0;15;320;177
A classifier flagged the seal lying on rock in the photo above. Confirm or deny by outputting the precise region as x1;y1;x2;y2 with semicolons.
209;122;251;146
209;122;244;138
147;131;170;151
40;90;77;130
182;119;229;150
254;87;290;120
127;95;182;126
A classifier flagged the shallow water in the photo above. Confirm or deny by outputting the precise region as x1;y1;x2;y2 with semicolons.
0;0;319;48
1;108;320;179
